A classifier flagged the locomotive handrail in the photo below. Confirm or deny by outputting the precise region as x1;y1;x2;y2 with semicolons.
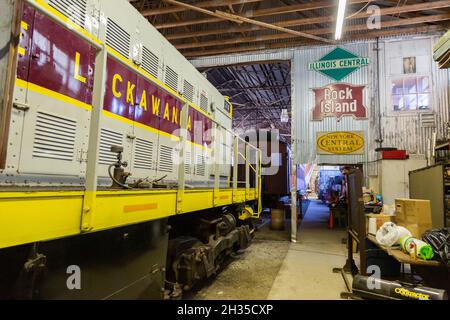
248;164;257;173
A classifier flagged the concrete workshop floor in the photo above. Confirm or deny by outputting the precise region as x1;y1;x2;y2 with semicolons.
267;200;348;300
188;200;349;300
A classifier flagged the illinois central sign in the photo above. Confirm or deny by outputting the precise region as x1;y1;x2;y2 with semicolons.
316;131;365;155
309;47;369;81
311;83;367;121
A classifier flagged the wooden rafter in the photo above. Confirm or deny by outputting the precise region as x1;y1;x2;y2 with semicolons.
214;10;335;44
163;0;335;44
183;25;446;57
140;0;263;16
153;0;369;29
130;0;450;58
166;0;450;41
162;0;245;23
175;13;450;50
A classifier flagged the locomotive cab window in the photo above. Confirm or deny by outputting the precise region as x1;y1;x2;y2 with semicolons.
224;99;231;113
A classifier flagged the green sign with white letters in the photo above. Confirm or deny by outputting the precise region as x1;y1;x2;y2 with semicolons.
309;47;369;81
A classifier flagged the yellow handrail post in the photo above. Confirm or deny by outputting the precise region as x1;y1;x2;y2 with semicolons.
176;102;189;213
81;44;107;232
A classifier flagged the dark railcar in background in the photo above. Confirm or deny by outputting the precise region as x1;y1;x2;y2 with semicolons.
243;132;292;211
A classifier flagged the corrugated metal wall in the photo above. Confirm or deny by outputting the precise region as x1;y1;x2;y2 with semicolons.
366;36;450;177
190;35;450;184
293;43;372;168
190;49;294;68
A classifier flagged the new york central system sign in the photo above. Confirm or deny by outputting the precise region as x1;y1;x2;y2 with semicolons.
309;47;369;81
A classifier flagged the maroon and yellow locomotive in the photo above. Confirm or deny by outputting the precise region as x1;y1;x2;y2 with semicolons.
0;0;261;299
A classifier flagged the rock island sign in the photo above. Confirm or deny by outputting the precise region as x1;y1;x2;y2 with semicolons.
311;83;367;121
309;47;369;81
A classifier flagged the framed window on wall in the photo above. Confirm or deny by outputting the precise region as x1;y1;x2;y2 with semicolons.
391;75;431;111
386;39;433;114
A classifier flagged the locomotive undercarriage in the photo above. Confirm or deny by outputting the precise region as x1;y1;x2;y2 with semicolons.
166;209;253;297
0;205;253;300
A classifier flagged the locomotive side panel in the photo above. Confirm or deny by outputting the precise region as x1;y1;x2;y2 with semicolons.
0;0;262;299
1;0;230;187
4;6;95;185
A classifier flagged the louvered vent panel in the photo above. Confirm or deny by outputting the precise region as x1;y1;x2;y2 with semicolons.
134;138;153;170
99;129;123;165
165;66;178;92
200;94;208;112
33;112;76;161
106;18;130;59
196;155;206;176
185;151;191;174
142;46;159;78
183;80;194;102
420;113;437;128
158;145;173;173
49;0;86;28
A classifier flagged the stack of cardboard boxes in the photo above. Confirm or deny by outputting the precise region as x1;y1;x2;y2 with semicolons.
395;199;432;238
366;199;432;238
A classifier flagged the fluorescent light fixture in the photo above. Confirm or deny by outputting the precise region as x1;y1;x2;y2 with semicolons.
335;0;347;40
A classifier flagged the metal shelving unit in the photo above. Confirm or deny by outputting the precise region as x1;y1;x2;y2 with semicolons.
409;163;450;229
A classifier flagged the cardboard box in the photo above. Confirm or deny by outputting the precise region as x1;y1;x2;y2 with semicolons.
365;214;394;235
395;199;432;238
400;224;424;240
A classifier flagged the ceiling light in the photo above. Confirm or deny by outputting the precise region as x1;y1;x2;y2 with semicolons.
335;0;347;40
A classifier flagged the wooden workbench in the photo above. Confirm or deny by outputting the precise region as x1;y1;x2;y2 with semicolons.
367;235;442;267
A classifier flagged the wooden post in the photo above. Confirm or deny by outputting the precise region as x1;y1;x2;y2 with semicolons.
0;0;23;168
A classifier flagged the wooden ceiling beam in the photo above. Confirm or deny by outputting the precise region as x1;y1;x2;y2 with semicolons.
183;25;446;57
164;0;334;44
161;0;245;23
176;13;450;50
166;0;450;40
140;0;263;17
153;0;369;29
214;9;335;44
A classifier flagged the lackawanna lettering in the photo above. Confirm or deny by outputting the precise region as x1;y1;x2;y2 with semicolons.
320;87;356;114
394;287;430;300
178;304;211;318
111;72;192;131
309;57;369;71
